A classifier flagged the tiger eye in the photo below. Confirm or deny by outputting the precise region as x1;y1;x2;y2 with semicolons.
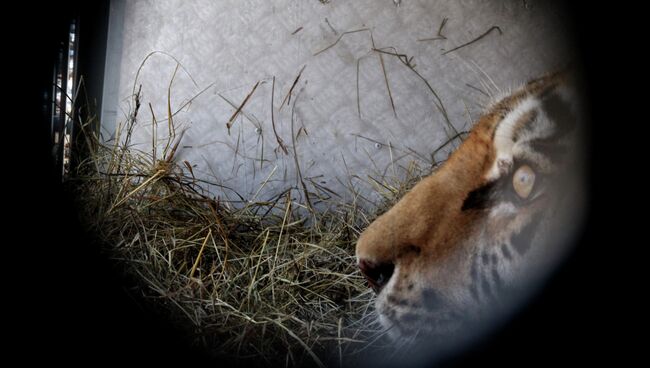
512;165;536;199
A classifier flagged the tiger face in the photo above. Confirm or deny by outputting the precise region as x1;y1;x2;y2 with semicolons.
356;72;583;345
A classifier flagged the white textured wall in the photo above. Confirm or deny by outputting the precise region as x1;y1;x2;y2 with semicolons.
102;0;571;205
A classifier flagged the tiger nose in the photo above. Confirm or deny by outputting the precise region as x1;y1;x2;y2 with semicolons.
358;259;395;293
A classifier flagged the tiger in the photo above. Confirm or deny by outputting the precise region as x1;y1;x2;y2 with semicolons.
355;71;584;359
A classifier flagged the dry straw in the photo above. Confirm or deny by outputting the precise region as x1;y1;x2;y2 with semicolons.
69;85;434;367
66;22;481;362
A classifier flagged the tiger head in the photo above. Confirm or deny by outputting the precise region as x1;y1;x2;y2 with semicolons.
356;72;584;347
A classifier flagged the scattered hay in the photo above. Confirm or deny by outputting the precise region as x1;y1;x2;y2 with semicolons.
68;92;432;367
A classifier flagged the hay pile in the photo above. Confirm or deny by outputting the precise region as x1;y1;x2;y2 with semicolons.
69;101;431;367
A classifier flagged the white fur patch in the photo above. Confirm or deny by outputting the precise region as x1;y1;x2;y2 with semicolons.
485;97;540;181
489;202;517;218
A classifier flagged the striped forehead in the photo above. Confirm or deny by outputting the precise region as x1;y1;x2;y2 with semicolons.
481;74;568;181
485;96;542;181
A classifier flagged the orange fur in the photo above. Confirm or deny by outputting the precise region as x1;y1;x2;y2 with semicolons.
355;71;573;341
357;71;564;266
